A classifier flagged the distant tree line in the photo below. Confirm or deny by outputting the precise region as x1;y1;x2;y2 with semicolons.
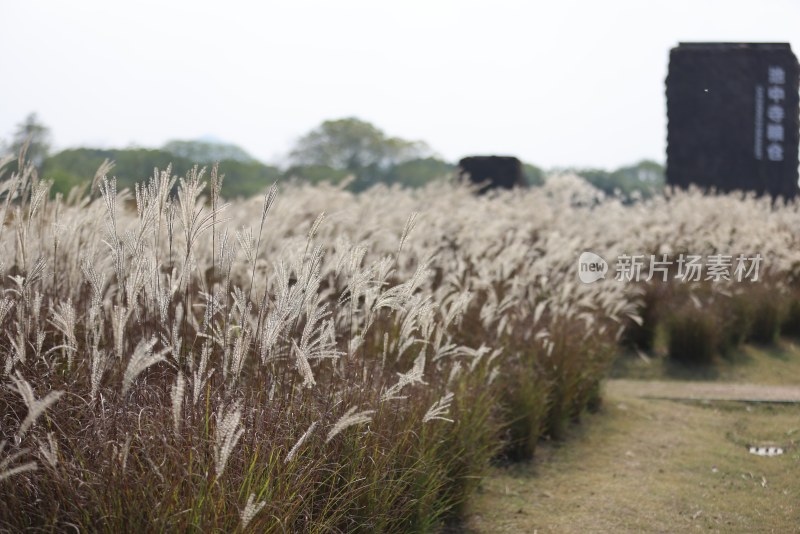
42;148;284;198
554;160;665;200
2;114;663;198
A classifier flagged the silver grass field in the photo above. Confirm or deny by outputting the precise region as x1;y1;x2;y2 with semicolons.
1;153;799;532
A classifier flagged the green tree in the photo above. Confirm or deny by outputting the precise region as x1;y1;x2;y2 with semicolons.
289;118;431;191
614;160;664;185
522;162;545;187
43;148;185;195
10;113;51;168
385;157;455;188
289;117;430;172
283;165;351;186
42;147;280;198
214;159;282;198
162;139;255;164
567;160;665;200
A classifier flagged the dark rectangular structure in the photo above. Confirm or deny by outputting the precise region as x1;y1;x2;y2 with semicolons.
666;43;799;198
457;156;526;194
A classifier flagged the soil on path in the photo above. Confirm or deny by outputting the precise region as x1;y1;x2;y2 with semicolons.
608;379;800;403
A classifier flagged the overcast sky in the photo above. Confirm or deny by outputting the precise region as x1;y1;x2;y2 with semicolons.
2;0;799;169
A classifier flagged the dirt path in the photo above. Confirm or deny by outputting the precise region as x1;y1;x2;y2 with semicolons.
464;378;800;533
608;379;800;403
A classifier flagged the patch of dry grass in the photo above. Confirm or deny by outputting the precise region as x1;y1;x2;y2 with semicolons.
466;343;800;534
467;394;800;533
613;339;800;386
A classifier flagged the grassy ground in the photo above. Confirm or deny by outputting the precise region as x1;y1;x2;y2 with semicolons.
609;339;800;385
463;341;800;533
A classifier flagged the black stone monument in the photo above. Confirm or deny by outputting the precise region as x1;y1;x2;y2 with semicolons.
457;156;526;194
666;42;799;198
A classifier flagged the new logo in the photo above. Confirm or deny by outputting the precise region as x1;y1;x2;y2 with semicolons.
578;251;608;284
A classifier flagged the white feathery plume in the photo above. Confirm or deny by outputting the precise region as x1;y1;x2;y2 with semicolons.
240;492;267;530
116;433;132;475
487;367;500;386
121;337;166;398
0;298;14;326
228;328;252;385
26;257;48;289
192;342;213;405
27;181;49;221
397;296;435;357
433;341;464;362
9;320;26;369
339;255;373;308
296;299;341;363
9;371;64;438
466;345;492;372
326;406;374;443
31;291;43;329
112;305;128;359
398;211;419;255
33;331;45;361
533;300;548;326
423;392;454;423
285;421;318;464
260;181;279;224
0;441;37;482
381;353;426;402
236;226;255;265
214;400;244;478
36;432;59;469
291;340;316;389
442;291;472;330
80;261;106;310
447;361;462;386
307;211;325;241
89;347;107;403
91;158;115;193
347;335;364;357
49;299;77;370
171;372;186;434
